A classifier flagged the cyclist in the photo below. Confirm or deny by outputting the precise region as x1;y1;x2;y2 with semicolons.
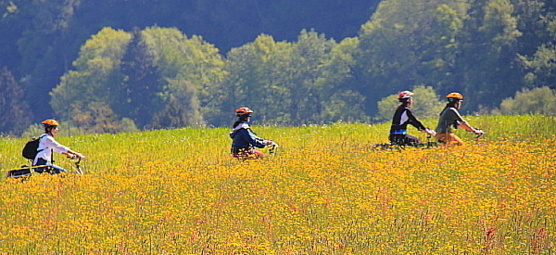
435;92;484;145
33;119;84;174
389;91;436;146
229;107;274;159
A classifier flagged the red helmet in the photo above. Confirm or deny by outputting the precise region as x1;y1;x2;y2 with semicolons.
397;91;414;102
235;107;253;117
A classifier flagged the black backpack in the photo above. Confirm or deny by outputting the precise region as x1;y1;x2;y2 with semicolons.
22;135;46;160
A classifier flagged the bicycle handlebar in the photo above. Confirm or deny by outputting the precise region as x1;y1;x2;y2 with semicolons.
474;129;485;140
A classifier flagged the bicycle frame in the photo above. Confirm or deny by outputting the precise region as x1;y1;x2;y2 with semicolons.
4;158;84;179
74;158;84;174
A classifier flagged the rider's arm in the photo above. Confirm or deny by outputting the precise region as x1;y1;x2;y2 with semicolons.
43;136;70;153
458;121;483;135
247;129;268;148
407;110;435;135
62;150;84;159
44;137;84;158
407;110;426;130
451;109;482;135
458;120;474;132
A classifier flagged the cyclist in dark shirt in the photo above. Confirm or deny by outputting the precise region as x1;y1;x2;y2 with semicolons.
435;92;484;145
229;107;274;159
389;91;436;146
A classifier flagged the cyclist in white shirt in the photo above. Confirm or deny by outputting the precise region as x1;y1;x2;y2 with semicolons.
33;119;84;174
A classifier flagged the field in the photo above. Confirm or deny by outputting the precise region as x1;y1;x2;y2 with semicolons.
0;115;555;254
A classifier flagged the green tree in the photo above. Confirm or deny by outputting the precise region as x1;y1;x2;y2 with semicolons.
455;0;522;110
181;35;227;124
520;14;556;88
376;85;444;122
119;28;164;129
11;0;82;120
70;101;138;134
50;27;135;133
521;43;556;88
285;29;336;124
151;80;202;128
219;34;294;125
318;37;369;122
419;4;463;92
221;30;342;125
51;27;132;118
499;86;556;115
218;45;258;125
511;0;549;56
0;66;32;136
355;0;466;116
141;26;224;127
321;90;368;123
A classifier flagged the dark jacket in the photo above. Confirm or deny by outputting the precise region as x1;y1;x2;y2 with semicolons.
229;121;266;151
389;105;427;134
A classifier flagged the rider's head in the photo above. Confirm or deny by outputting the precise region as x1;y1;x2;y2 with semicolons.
235;107;254;121
446;92;463;103
397;91;413;104
42;119;59;134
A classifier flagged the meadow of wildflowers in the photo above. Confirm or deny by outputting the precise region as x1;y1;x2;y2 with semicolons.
0;115;554;254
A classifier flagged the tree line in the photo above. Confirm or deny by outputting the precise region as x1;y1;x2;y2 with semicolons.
0;0;555;136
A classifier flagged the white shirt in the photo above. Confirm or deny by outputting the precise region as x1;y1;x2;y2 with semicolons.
33;134;70;165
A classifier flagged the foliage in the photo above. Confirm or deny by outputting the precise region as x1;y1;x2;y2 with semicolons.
118;28;164;129
0;116;555;253
456;0;523;109
129;26;224;127
499;86;556;115
320;90;369;123
51;26;227;131
284;30;336;124
317;37;368;123
151;79;203;129
520;15;556;88
1;0;556;134
219;30;367;125
140;27;205;127
50;27;135;133
0;67;32;136
522;43;556;88
219;34;295;125
69;102;139;134
354;0;466;115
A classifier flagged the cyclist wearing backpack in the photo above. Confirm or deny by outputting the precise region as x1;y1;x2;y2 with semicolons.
435;93;484;145
33;119;84;174
389;91;436;146
229;107;274;159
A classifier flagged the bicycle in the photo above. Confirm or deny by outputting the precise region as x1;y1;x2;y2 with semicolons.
4;157;84;180
373;135;438;151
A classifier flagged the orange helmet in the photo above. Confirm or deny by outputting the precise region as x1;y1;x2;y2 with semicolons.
446;92;463;103
235;107;253;117
397;91;414;102
41;119;59;127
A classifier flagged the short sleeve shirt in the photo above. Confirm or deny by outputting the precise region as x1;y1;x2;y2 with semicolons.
435;107;463;134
